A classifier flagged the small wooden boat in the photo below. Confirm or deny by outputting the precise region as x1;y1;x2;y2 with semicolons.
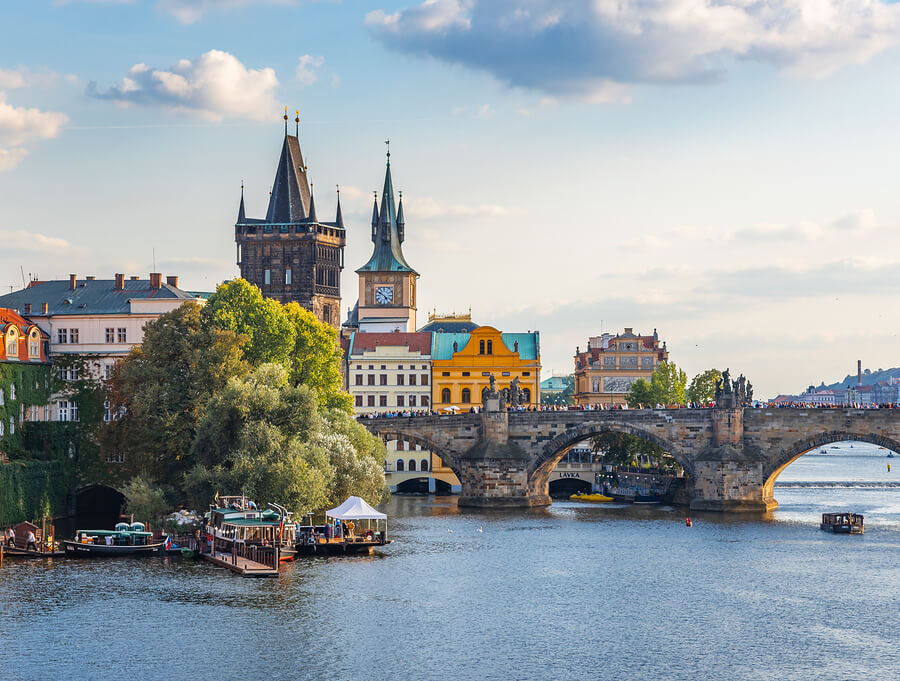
63;522;166;557
2;546;65;558
820;512;864;534
569;493;613;502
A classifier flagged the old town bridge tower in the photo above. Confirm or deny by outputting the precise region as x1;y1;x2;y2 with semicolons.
234;112;345;327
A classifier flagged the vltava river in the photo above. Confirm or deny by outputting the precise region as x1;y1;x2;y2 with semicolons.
2;444;899;681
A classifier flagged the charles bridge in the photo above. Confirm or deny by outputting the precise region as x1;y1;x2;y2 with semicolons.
361;408;900;511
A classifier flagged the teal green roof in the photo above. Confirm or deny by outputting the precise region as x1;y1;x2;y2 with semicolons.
541;375;572;391
356;156;417;274
432;332;471;360
501;333;539;360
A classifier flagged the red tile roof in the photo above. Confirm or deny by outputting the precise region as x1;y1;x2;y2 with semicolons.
350;332;432;356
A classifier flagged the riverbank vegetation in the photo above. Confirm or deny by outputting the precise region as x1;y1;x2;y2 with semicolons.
102;279;386;521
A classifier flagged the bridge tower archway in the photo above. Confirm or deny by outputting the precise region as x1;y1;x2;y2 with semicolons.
761;431;900;505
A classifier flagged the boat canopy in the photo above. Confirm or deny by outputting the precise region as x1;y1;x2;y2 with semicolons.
325;496;387;521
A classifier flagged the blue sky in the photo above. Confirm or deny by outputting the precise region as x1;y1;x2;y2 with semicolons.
4;0;900;397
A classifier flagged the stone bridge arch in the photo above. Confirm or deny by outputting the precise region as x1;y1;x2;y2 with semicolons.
362;425;464;480
761;430;900;501
527;421;690;501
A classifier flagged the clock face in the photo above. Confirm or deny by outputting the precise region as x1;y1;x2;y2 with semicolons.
375;286;393;304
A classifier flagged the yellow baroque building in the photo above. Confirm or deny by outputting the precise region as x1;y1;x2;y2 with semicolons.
431;326;541;410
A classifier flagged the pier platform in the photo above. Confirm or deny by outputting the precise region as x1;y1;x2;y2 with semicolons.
201;551;279;577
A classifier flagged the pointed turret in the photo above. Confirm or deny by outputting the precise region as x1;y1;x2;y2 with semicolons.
265;133;310;223
237;183;246;223
335;190;345;230
396;191;405;243
308;185;318;222
356;150;417;274
371;193;378;242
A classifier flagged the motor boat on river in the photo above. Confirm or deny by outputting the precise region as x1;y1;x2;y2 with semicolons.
295;496;392;556
820;512;864;534
62;522;166;556
205;495;297;563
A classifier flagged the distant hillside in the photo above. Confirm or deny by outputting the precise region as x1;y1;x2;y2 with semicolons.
820;367;900;391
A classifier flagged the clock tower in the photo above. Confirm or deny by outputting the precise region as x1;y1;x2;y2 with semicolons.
352;149;419;333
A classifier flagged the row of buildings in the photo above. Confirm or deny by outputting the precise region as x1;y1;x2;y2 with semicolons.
0;120;675;494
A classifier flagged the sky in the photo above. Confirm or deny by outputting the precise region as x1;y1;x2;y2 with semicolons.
3;0;900;398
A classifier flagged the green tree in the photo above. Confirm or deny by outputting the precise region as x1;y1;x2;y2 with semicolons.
625;378;655;408
284;302;352;411
203;279;295;367
122;474;171;523
651;362;687;405
687;369;723;404
590;432;667;467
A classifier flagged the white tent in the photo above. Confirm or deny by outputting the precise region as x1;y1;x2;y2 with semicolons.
325;496;387;521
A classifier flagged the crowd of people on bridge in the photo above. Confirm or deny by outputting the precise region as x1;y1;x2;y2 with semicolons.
356;400;900;419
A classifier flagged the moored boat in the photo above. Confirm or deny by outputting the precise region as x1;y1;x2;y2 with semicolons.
295;496;392;556
569;493;614;502
820;512;864;534
63;522;166;556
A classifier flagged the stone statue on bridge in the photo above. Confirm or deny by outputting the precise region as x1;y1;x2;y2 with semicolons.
715;368;755;408
482;374;502;412
509;376;523;408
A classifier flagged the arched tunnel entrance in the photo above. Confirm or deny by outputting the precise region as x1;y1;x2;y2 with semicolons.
548;477;591;498
74;485;125;531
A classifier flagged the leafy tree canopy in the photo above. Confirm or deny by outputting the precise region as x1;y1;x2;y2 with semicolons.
686;369;723;404
625;362;688;408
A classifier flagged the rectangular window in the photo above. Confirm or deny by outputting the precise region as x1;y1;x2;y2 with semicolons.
355;375;363;386
117;328;127;343
462;371;470;377
396;441;405;452
57;400;69;422
487;339;493;354
356;365;362;370
502;372;511;377
104;364;114;380
368;365;374;370
398;365;404;370
380;375;387;385
367;395;375;407
103;400;113;422
379;395;388;407
442;372;450;377
381;365;386;370
367;375;375;386
105;328;115;343
421;375;429;385
69;329;79;344
409;395;417;407
29;340;40;357
285;268;292;285
409;375;417;386
421;365;427;370
397;375;405;386
397;395;405;407
354;395;363;407
482;372;490;377
57;329;67;344
422;396;429;407
523;372;530;376
264;269;271;285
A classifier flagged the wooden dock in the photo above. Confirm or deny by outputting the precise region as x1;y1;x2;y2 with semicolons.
201;550;279;577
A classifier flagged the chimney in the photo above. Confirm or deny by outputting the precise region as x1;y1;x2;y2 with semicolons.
41;302;48;314
24;303;32;314
858;360;862;387
166;275;178;288
114;273;125;290
69;274;76;290
149;272;162;290
86;276;95;281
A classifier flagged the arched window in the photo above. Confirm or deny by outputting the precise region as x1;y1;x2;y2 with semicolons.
408;459;417;471
479;339;485;354
6;329;17;357
441;387;451;403
461;388;471;403
420;459;429;472
28;329;40;358
396;459;404;472
487;339;493;354
523;388;531;403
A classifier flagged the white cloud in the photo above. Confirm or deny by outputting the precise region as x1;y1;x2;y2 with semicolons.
402;195;519;219
832;208;878;232
476;103;494;118
87;50;279;121
0;93;69;171
296;55;325;86
0;230;79;253
367;0;900;97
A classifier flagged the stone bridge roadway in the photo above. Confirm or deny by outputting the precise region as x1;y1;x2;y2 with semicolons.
361;408;900;511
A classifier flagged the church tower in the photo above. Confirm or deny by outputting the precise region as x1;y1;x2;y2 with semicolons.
352;148;418;333
235;111;345;327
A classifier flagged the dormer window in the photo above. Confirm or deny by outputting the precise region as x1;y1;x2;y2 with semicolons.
6;329;17;357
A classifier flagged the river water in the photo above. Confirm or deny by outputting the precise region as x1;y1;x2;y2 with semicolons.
2;444;899;681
